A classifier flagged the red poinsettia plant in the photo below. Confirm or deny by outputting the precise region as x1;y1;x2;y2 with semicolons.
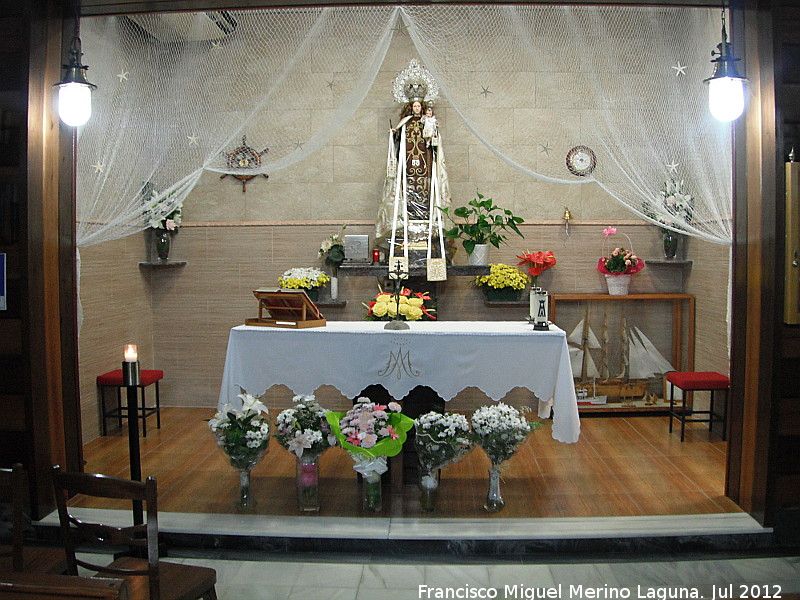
516;250;557;286
596;227;645;276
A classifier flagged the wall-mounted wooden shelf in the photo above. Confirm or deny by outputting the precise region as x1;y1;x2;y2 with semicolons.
646;259;693;267
338;264;489;277
138;261;187;269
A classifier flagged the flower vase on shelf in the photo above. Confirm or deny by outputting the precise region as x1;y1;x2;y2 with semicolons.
154;230;171;261
419;468;438;513
296;455;320;512
484;463;505;512
306;287;320;302
604;274;631;296
330;265;339;301
663;230;679;259
362;473;382;512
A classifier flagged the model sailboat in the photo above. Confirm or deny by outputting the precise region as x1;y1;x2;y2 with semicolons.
568;311;675;405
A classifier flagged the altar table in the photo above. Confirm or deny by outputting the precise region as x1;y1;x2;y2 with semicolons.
218;321;580;443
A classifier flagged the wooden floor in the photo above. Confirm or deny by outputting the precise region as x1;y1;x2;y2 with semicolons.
77;407;742;518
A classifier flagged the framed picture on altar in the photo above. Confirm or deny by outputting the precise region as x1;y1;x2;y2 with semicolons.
343;234;370;263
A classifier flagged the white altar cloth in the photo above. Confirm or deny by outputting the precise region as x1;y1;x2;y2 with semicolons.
218;321;580;443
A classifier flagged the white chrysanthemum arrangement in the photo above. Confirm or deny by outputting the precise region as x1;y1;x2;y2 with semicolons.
470;403;538;465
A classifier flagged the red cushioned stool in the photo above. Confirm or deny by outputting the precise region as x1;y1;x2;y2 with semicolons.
97;369;163;437
666;371;729;442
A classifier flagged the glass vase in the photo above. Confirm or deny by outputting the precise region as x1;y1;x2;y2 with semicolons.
419;468;438;513
362;473;382;512
296;455;320;512
484;463;505;513
238;467;254;509
214;433;268;510
154;230;171;261
663;230;679;259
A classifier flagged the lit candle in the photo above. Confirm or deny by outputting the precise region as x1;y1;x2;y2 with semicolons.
123;344;138;363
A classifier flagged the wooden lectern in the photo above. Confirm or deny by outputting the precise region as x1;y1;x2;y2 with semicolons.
245;289;326;329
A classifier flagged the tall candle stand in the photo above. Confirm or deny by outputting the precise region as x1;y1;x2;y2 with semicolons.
122;344;144;526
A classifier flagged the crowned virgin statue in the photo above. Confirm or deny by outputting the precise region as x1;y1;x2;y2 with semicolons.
376;60;451;280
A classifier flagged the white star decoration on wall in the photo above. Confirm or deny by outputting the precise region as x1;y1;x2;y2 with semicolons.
480;86;492;97
327;81;335;90
92;161;105;173
187;135;199;146
293;141;304;150
667;161;679;173
540;143;551;155
116;71;129;82
671;63;687;76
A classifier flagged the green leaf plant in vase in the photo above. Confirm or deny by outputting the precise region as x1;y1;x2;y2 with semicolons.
474;263;529;302
274;394;338;513
414;411;473;513
440;192;524;266
278;267;330;302
596;227;645;296
207;392;270;510
318;224;346;300
326;397;414;512
470;403;541;513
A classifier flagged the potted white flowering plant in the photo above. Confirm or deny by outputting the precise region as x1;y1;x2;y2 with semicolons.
414;411;472;512
208;392;270;509
275;394;338;512
470;403;540;512
278;267;330;301
642;179;695;259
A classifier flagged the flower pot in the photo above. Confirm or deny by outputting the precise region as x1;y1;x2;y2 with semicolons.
605;273;631;296
468;243;490;266
663;230;679;259
306;287;320;302
484;287;520;302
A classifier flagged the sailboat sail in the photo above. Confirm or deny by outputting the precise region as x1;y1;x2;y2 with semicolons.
627;327;676;379
567;319;601;379
633;326;675;373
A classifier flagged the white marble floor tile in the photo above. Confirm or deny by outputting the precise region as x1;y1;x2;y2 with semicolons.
175;557;245;584
487;564;557;588
294;562;364;589
548;563;622;588
235;560;304;586
355;587;423;600
726;557;800;585
605;561;683;588
288;587;358;600
425;564;492;587
217;583;294;600
360;564;426;589
666;559;748;586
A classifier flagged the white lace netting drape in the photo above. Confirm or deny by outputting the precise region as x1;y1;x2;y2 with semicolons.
76;4;732;249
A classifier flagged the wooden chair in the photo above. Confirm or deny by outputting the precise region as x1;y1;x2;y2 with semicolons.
0;572;128;599
0;464;67;575
51;466;216;600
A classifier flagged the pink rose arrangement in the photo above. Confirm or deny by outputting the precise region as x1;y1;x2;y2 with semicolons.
596;227;645;276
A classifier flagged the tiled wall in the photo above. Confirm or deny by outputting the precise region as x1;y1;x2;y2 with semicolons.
77;221;729;444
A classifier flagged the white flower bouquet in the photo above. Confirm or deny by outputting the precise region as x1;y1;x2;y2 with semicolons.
208;393;270;471
470;402;538;465
275;395;337;460
414;411;472;475
143;186;182;231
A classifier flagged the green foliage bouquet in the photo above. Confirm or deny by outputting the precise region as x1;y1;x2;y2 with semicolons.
440;193;524;255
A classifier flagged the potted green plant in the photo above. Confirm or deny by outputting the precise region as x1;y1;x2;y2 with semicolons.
440;193;524;265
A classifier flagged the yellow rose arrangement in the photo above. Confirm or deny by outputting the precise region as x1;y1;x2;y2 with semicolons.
278;267;331;289
474;263;529;290
364;287;436;321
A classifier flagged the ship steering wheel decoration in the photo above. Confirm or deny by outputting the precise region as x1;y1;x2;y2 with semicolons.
220;135;269;192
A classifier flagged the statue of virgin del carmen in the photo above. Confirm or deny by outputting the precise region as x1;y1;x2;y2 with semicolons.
375;59;452;277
